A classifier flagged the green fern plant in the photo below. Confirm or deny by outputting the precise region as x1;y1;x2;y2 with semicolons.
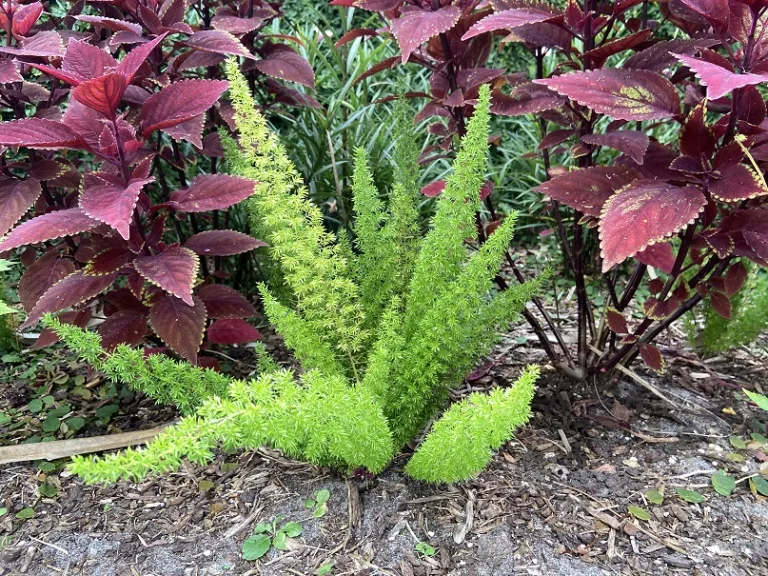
54;61;542;484
688;266;768;354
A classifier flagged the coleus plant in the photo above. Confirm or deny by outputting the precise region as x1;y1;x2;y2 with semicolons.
0;1;317;364
347;0;767;380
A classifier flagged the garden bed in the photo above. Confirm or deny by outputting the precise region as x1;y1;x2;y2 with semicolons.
1;327;766;576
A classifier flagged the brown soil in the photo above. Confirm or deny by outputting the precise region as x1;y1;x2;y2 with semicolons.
1;328;767;576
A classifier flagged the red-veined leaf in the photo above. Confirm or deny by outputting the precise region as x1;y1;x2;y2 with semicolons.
624;39;718;71
22;271;118;328
709;291;732;319
678;0;729;28
62;38;118;83
207;318;264;345
163;114;205;148
724;261;748;297
462;8;552;41
535;166;639;217
184;30;255;59
599;181;706;271
535;69;680;121
159;0;186;26
11;2;43;36
18;254;76;313
391;6;461;63
0;119;88;150
149;294;206;363
639;343;664;373
211;15;263;35
710;164;768;202
421;180;446;197
0;31;65;57
635;242;676;274
580;30;653;67
254;44;315;88
75;15;143;35
72;73;128;117
0;208;100;253
674;53;767;100
79;174;153;240
115;33;167;84
133;247;199;306
680;100;715;159
582;131;650;164
196;284;256;318
85;248;135;276
0;178;42;237
356;0;402;10
28;160;66;181
184;230;268;256
99;310;148;351
139;79;228;135
606;308;629;334
491;83;564;116
0;60;22;83
335;28;377;47
168;174;256;212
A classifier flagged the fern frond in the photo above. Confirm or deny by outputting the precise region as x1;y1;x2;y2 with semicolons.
405;365;539;483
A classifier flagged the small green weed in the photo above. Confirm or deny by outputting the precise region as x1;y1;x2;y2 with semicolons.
304;489;330;518
242;516;303;561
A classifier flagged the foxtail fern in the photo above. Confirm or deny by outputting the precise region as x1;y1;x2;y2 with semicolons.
60;61;543;485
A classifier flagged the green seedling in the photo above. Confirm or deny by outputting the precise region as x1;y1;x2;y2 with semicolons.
304;489;330;518
242;516;303;560
415;541;436;557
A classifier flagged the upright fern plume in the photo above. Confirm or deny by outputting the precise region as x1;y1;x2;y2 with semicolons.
60;65;541;485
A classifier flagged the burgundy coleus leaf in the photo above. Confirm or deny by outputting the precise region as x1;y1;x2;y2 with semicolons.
739;210;768;263
491;83;564;116
99;310;148;351
133;247;199;306
0;31;65;57
391;6;461;64
639;343;664;373
196;284;256;318
168;174;256;212
710;164;768;202
599;181;706;272
536;70;680;121
624;39;718;71
535;166;639;217
184;30;255;59
0;178;42;237
678;0;729;29
85;248;135;276
184;230;267;256
11;2;43;36
253;44;315;88
461;8;553;41
421;180;446;197
139;79;228;135
0;60;22;83
149;294;206;363
211;15;263;35
724;261;748;297
18;254;76;313
0;119;88;150
674;54;768;100
581;131;650;165
709;291;732;319
72;73;128;118
79;174;154;240
335;28;377;48
163;114;204;149
606;308;629;334
115;33;167;85
580;30;653;68
0;208;100;253
207;318;264;345
32;309;91;350
75;15;143;35
635;242;676;274
679;100;715;160
356;0;402;10
21;271;118;329
62;38;118;83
